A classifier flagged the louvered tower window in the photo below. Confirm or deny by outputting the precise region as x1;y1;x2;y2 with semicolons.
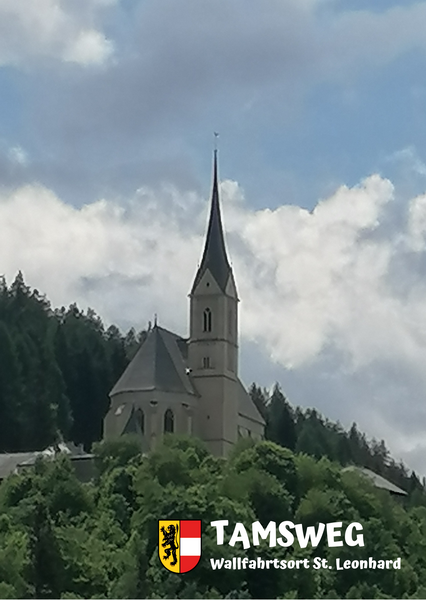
203;308;212;332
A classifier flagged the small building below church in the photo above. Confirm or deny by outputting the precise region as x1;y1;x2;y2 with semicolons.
104;153;265;456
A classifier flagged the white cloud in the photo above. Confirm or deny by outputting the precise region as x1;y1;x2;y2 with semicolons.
63;29;113;66
0;0;113;66
224;175;395;368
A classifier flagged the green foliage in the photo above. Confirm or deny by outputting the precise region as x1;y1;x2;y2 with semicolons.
232;441;298;500
93;435;143;475
0;436;424;598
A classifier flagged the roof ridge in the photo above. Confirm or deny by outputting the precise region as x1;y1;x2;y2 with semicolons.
110;325;196;397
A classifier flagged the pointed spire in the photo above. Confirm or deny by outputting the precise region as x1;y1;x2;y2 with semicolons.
191;151;232;293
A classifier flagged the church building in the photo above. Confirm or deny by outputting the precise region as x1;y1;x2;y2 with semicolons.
103;152;265;456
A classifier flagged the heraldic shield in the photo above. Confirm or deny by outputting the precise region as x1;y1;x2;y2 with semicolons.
159;520;201;573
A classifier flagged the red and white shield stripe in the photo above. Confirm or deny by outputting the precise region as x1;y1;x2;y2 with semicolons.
180;520;201;573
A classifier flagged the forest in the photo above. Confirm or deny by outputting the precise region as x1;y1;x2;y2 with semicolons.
1;272;426;598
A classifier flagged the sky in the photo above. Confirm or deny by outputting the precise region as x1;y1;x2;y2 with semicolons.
2;0;426;474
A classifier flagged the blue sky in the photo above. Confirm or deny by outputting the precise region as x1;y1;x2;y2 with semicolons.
2;0;426;474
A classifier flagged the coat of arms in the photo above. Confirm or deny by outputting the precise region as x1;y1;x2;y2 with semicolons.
158;520;201;573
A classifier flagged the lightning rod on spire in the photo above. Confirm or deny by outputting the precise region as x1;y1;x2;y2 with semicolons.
214;131;219;152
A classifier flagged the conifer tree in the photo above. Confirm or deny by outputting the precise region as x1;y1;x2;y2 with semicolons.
265;383;297;451
0;322;24;450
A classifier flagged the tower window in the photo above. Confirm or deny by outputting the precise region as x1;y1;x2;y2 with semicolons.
203;308;212;332
135;408;145;434
202;356;211;369
164;409;174;433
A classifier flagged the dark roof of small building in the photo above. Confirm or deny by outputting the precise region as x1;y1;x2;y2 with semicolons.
0;453;38;479
110;325;197;397
343;466;407;496
0;446;94;479
191;151;232;294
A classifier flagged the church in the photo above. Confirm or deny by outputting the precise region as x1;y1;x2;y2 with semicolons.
103;152;265;456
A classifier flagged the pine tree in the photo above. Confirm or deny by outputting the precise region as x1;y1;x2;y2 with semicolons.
265;383;297;451
249;383;268;422
0;322;24;450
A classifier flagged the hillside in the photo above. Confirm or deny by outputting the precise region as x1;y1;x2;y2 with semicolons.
1;272;426;597
0;272;423;499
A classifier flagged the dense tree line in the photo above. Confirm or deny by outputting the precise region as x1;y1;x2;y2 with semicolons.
0;272;145;451
250;383;426;505
0;435;425;599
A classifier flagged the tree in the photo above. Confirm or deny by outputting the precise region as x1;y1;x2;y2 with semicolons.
265;383;297;451
248;383;268;423
27;498;64;598
0;323;24;450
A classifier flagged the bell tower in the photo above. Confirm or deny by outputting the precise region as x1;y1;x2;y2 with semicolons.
188;151;240;456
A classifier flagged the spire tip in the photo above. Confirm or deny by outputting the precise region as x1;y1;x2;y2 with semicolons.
214;131;219;152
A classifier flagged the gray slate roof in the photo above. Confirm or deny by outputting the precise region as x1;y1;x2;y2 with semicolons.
0;446;94;480
343;466;407;496
191;151;232;294
110;325;197;397
238;379;265;425
110;323;264;426
0;453;38;479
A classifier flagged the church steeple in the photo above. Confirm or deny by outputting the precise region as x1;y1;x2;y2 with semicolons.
104;148;265;458
188;149;240;455
191;151;232;294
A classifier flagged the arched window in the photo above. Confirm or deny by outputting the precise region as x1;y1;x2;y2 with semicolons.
164;409;174;433
135;408;144;434
203;308;212;332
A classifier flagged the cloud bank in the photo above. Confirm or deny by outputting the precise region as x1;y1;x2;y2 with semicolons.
2;173;426;472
